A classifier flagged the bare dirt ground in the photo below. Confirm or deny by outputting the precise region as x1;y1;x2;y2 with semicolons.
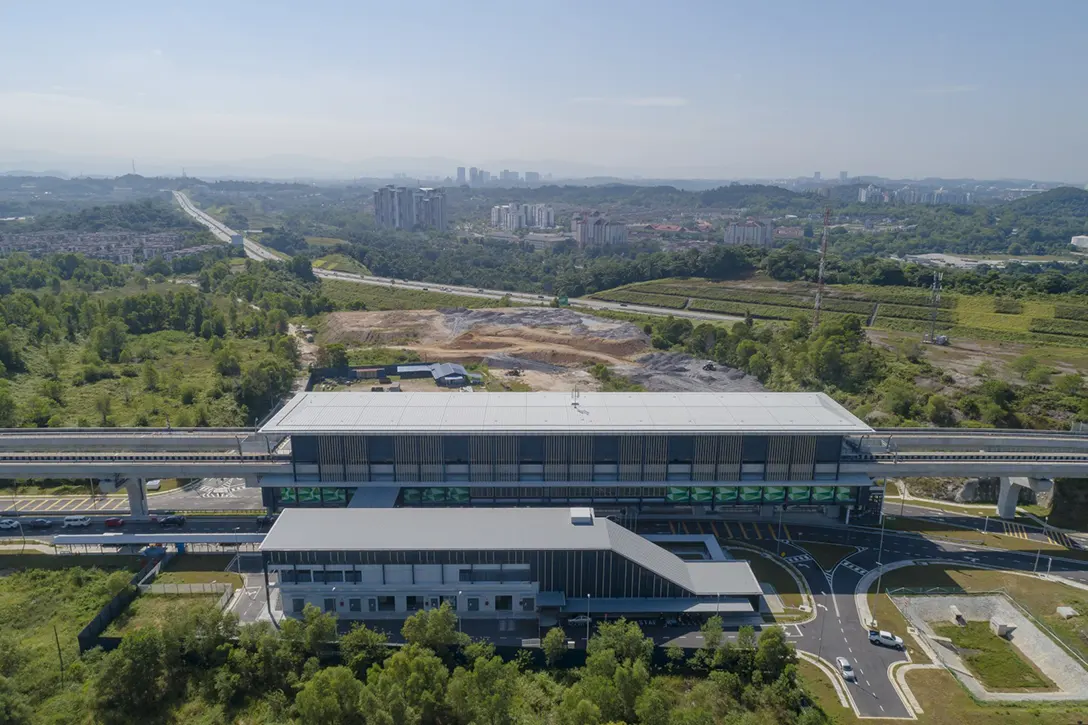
289;323;319;367
319;308;764;393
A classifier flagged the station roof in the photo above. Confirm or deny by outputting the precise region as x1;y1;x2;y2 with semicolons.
260;507;763;597
259;391;871;435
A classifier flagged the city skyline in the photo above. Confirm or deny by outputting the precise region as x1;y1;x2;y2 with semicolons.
1;1;1086;181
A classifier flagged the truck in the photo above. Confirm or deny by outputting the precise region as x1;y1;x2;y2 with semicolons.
868;630;904;649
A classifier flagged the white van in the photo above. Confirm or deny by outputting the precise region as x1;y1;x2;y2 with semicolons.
62;516;92;528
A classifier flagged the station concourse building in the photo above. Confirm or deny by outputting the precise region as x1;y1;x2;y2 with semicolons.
254;391;875;517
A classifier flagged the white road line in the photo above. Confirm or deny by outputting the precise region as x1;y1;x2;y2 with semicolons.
879;705;885;712
866;679;871;686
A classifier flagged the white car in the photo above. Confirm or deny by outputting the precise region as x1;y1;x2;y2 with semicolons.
0;519;19;530
869;630;905;649
145;480;161;491
567;615;592;626
836;657;856;682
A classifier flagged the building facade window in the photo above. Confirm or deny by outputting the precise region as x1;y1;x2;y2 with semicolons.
323;598;336;613
292;598;305;614
377;596;396;612
349;598;362;612
495;595;513;611
406;596;423;611
467;597;480;612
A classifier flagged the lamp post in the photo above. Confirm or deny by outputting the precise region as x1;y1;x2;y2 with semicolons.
873;498;888;617
586;594;592;644
458;590;463;635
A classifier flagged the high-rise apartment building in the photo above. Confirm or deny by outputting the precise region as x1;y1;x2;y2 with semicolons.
456;167;466;185
469;167;479;186
491;203;554;231
571;213;627;246
498;170;520;184
373;185;447;232
722;219;774;247
839;171;848;183
479;170;491;184
524;171;541;184
813;171;821;181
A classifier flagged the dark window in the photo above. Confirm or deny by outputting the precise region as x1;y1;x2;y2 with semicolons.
815;436;843;462
742;436;768;463
292;436;318;464
667;436;694;463
519;436;545;462
406;596;423;611
292;598;305;613
295;569;313;583
593;436;619;463
521;597;536;612
459;568;530;582
325;570;344;583
323;598;336;613
345;570;361;584
368;598;377;612
279;569;295;584
312;570;325;584
467;597;480;612
444;436;470;463
349;598;361;612
377;596;396;612
367;436;395;463
495;595;513;611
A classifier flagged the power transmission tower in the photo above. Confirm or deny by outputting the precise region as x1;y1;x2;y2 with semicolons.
812;207;831;327
924;272;943;343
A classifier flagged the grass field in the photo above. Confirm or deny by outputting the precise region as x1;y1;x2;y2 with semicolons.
873;565;1088;664
321;279;507;311
726;547;806;611
312;253;371;275
932;621;1054;690
104;594;221;635
157;554;243;589
305;235;349;247
592;277;1088;349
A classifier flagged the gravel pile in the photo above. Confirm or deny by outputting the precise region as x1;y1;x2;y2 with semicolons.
614;352;766;393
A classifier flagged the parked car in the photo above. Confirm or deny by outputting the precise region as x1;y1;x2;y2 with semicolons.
26;518;52;529
62;515;92;528
145;479;162;491
869;630;904;649
256;514;277;528
836;657;856;681
159;515;186;527
567;615;592;626
0;519;19;530
104;517;125;528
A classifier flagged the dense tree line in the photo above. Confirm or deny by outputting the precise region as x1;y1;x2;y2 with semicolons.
2;598;827;725
4;199;204;235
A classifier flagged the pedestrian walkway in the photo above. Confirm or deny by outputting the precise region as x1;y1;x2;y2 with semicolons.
2;497;127;513
1002;521;1032;540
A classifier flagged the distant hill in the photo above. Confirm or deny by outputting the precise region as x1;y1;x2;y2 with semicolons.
698;183;813;211
1004;186;1088;219
3;199;201;234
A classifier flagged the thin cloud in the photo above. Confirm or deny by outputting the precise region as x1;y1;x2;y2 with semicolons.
916;84;980;95
570;96;689;107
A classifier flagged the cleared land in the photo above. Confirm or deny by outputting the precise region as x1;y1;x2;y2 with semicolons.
321;279;506;311
931;621;1053;690
104;594;221;635
312;253;371;275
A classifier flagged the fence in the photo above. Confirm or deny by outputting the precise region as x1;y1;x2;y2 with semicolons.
77;556;163;653
138;581;234;610
887;586;966;596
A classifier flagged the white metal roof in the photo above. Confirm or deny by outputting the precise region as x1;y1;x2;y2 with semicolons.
259;391;871;435
260;507;763;596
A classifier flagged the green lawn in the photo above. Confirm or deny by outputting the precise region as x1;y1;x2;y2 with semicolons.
156;554;243;589
104;594;221;635
726;547;806;611
798;542;856;571
312;253;371;275
932;621;1053;690
321;279;507;311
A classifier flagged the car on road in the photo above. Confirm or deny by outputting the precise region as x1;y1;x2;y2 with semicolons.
26;518;52;529
567;615;592;626
619;303;628;307
836;657;856;681
159;515;186;527
62;515;92;528
0;519;19;530
869;630;904;649
104;517;125;528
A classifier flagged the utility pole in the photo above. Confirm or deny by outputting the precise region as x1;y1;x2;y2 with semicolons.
53;625;65;686
924;272;943;343
812;208;831;327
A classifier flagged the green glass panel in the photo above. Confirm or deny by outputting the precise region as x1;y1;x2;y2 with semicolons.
812;486;835;502
423;487;447;502
714;487;738;503
447;487;470;503
763;486;786;503
691;487;714;503
739;486;762;503
298;487;321;504
836;486;857;502
401;488;422;504
787;486;811;502
666;487;691;503
322;488;346;504
277;487;297;503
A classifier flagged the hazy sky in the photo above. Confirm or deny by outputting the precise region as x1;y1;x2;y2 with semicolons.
2;0;1086;180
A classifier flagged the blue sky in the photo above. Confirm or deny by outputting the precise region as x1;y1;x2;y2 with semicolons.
1;0;1086;180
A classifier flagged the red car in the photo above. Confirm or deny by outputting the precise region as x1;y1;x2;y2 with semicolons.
104;517;125;528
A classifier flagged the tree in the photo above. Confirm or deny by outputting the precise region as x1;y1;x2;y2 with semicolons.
401;602;464;655
924;394;955;426
542;626;568;667
586;618;653;667
755;626;795;681
142;360;158;391
701;615;724;651
214;347;242;376
339;623;388;678
635;683;673;725
93;629;166;722
446;655;520;725
359;644;449;725
94;392;112;426
0;675;30;725
316;343;349;370
0;383;16;428
294;666;364;725
1009;353;1039;379
289;254;316;280
1055;373;1084;396
89;320;128;363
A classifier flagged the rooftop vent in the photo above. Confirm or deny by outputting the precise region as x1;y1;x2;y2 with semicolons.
570;507;594;525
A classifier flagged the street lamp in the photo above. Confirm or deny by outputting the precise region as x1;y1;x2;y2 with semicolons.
457;590;463;635
586;594;592;643
873;493;888;621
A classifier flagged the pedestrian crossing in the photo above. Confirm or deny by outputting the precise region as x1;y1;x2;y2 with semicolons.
840;561;869;576
1046;529;1080;550
784;554;813;565
1002;521;1032;540
1;497;128;513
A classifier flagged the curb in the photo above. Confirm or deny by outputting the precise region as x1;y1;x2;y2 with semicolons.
726;542;817;624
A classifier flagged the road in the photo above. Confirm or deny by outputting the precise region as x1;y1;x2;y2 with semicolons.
0;478;264;515
172;191;744;325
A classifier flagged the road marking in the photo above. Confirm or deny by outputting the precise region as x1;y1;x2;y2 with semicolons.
783;524;792;540
721;521;733;538
695;521;706;535
840;561;869;576
848;647;853;653
737;522;749;539
669;521;676;535
752;523;762;540
785;554;812;565
43;499;65;511
681;521;691;535
57;499;80;511
710;520;721;538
